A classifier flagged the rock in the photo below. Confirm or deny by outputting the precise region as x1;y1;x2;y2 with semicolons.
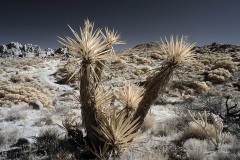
208;68;232;83
0;44;7;53
10;138;29;148
23;51;36;58
54;46;68;55
9;48;22;57
6;42;23;50
29;100;43;109
202;43;238;53
44;48;54;57
22;44;41;57
38;51;47;58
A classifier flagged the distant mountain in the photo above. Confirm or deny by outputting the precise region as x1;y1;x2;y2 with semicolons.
1;41;240;58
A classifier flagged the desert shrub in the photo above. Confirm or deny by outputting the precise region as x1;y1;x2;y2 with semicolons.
207;68;232;83
5;109;24;122
183;138;208;160
1;129;20;146
214;153;240;160
188;110;227;150
0;76;52;107
120;147;169;160
192;81;210;94
212;60;238;73
34;128;60;156
10;74;33;83
222;133;238;146
153;115;189;137
141;115;156;132
0;132;6;147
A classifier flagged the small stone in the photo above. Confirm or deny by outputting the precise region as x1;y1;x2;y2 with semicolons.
29;100;43;110
10;138;29;147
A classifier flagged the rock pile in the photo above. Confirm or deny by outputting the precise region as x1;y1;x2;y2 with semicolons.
0;42;71;58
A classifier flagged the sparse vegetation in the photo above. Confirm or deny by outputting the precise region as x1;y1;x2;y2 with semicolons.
0;19;239;159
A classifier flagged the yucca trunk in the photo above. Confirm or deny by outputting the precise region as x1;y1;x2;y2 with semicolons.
133;65;175;126
80;60;100;147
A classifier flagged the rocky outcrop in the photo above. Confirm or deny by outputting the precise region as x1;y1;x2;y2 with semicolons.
133;41;161;51
195;43;240;53
0;42;71;58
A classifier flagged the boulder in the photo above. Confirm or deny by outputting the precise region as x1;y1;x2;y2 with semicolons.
38;51;47;58
10;48;22;57
6;42;23;50
44;48;54;57
22;44;41;57
0;44;7;53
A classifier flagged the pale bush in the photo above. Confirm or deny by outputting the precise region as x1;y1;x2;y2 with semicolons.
188;121;216;139
183;138;208;160
213;153;240;160
153;116;189;136
212;60;238;73
192;81;210;94
208;68;231;83
141;115;156;132
139;66;152;73
0;75;52;107
223;133;238;144
121;147;168;160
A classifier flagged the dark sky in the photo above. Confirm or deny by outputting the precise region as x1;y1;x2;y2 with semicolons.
0;0;240;50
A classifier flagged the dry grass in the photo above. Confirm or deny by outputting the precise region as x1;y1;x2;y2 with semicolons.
0;74;52;107
121;147;169;160
183;138;208;160
141;115;156;132
0;129;20;147
5;108;25;122
0;58;44;68
152;115;189;137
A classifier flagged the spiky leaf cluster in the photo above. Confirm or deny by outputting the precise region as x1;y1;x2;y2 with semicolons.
58;19;124;81
93;109;141;153
115;82;145;112
95;86;113;114
160;35;196;68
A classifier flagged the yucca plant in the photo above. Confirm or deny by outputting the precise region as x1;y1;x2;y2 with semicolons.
95;85;113;117
133;35;196;126
94;28;125;84
58;19;124;147
93;109;141;157
115;81;145;115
